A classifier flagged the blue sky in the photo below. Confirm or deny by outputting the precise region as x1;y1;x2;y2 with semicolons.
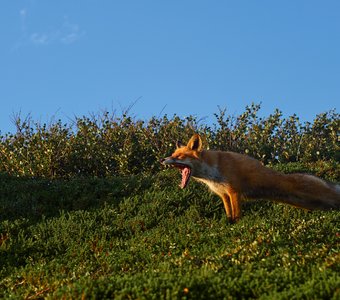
1;1;339;134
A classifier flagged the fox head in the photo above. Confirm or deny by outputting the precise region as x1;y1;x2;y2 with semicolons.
161;134;203;188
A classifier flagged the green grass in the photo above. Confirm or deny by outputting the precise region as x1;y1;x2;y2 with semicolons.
0;169;339;299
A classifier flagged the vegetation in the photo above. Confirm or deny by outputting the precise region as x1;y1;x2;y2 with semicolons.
0;104;339;298
0;103;339;178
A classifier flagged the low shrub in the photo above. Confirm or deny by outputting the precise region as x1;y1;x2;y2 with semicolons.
0;104;339;178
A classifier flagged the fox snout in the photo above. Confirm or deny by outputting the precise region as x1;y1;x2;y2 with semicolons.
160;157;167;164
160;157;173;165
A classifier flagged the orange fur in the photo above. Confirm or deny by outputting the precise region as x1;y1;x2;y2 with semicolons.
162;134;340;222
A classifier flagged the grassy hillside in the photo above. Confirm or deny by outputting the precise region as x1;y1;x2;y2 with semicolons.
1;163;339;299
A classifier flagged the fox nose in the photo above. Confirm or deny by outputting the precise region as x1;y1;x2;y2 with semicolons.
160;157;171;165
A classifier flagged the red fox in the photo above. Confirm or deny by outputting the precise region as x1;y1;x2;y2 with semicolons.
161;134;340;222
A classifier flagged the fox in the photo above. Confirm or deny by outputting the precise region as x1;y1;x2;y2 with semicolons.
161;134;340;222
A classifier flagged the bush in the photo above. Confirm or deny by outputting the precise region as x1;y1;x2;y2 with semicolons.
0;103;339;178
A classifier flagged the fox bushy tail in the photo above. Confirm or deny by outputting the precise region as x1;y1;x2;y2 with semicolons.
275;173;340;210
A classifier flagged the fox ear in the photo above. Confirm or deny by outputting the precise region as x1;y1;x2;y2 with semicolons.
176;141;184;148
187;134;203;152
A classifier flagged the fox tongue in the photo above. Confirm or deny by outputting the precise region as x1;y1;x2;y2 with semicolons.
180;167;191;189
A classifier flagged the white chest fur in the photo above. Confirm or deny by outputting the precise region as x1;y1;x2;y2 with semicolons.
193;163;228;195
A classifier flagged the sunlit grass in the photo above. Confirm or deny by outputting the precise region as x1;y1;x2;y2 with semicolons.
0;169;339;299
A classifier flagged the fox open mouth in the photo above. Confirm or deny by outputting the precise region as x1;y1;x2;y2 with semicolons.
172;163;192;189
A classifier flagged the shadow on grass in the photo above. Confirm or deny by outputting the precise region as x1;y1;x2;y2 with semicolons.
0;172;152;224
